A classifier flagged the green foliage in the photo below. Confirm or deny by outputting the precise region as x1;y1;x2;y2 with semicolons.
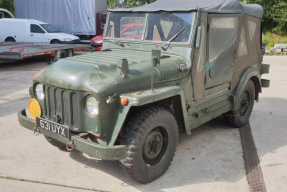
240;0;287;35
108;0;120;8
108;0;156;8
124;0;156;7
0;0;15;14
263;32;287;49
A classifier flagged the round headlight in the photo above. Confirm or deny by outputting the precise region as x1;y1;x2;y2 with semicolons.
35;84;44;101
95;40;103;44
86;96;99;116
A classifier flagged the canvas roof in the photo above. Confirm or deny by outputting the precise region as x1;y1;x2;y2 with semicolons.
108;0;263;18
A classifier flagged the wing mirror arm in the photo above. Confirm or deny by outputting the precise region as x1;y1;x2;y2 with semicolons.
151;49;161;93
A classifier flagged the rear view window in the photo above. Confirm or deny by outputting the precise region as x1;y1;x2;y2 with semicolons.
31;24;45;33
208;17;238;62
238;28;248;56
248;20;257;41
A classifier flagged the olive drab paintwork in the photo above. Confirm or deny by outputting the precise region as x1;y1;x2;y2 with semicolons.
18;0;269;178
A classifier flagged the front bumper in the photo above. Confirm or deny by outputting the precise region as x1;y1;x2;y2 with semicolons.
91;43;102;51
18;109;126;160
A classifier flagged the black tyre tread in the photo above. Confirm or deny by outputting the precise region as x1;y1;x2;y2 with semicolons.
227;80;255;128
120;106;178;183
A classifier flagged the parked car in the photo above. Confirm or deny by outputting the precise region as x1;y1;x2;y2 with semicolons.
91;34;103;51
0;8;14;18
0;19;80;44
91;23;144;50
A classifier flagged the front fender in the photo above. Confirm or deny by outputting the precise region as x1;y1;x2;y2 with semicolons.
233;66;261;111
107;86;189;146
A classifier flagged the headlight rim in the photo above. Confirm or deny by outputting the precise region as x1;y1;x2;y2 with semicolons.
85;95;99;116
34;83;45;101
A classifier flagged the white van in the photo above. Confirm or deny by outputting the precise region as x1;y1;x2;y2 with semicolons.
0;19;80;44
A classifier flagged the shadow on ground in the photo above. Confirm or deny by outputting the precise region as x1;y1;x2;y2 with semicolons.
66;97;287;191
69;115;245;191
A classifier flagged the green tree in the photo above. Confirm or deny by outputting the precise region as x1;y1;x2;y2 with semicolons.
108;0;156;8
240;0;287;35
124;0;156;7
0;0;15;14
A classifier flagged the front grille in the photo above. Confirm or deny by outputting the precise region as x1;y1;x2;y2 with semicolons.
44;86;80;130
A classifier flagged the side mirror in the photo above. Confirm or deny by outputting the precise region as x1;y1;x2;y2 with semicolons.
118;59;129;74
196;26;202;49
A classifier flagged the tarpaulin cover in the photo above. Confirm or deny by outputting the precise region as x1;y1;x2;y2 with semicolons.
109;0;263;18
14;0;97;35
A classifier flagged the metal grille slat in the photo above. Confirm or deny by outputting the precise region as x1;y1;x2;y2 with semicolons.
72;93;80;129
44;85;80;129
44;85;49;118
48;87;55;118
63;91;71;126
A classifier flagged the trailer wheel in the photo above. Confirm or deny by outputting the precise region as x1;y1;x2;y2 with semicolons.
226;80;255;128
120;107;178;183
66;49;74;57
5;37;16;42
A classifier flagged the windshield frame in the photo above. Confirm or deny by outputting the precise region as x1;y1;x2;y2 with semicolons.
104;12;196;46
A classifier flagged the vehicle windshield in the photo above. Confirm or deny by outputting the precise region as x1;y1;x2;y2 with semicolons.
40;24;61;33
106;12;195;43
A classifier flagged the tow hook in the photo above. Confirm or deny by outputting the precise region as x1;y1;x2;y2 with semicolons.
66;141;75;151
33;127;40;136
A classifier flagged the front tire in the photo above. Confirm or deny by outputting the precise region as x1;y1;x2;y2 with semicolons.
120;107;178;184
50;39;61;44
227;80;255;128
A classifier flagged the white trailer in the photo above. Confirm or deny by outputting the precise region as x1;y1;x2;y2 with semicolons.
0;42;90;63
14;0;107;41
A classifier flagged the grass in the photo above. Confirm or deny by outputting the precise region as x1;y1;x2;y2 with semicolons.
263;32;287;49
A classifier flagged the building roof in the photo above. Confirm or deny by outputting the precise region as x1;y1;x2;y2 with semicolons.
108;0;263;18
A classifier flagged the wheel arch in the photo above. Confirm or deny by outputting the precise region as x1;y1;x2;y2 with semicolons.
50;39;61;44
108;86;189;146
5;36;16;42
125;95;186;133
250;75;261;101
233;66;261;111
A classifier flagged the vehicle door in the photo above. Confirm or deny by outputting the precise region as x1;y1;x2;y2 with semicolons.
205;14;240;89
30;24;47;43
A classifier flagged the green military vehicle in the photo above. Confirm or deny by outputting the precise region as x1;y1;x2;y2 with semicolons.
18;0;270;184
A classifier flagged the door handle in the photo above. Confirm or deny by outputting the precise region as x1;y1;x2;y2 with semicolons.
31;34;33;37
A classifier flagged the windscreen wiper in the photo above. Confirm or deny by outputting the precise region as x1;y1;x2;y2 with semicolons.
161;28;185;51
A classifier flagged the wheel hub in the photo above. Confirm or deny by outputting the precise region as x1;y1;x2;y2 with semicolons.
144;130;163;159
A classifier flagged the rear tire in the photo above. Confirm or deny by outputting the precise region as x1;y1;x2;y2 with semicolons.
120;107;178;184
226;80;255;128
66;49;74;57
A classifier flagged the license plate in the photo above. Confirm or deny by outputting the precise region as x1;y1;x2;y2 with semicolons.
36;117;70;140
